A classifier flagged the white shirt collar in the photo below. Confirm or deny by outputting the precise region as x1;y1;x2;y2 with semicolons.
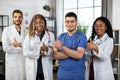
94;33;109;45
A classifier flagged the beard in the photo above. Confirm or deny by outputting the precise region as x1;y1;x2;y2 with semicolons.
68;30;74;32
68;28;76;32
13;20;22;26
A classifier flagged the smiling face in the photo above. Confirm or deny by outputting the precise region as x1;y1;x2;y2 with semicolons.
94;20;107;38
65;17;78;33
34;18;45;34
12;13;23;26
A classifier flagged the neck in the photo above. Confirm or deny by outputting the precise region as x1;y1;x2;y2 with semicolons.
37;31;43;36
68;30;77;36
97;33;105;39
14;25;21;32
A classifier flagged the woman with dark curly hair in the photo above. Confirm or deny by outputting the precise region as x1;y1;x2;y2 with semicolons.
85;17;115;80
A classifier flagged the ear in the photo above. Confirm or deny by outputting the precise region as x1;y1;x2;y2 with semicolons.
75;21;78;26
76;20;78;24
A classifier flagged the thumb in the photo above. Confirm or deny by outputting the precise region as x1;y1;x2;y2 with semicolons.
42;42;46;46
14;37;17;42
89;38;92;43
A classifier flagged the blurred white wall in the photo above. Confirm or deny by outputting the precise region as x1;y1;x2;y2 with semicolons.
112;0;120;30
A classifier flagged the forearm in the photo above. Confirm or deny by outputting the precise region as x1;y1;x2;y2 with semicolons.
62;46;85;59
3;44;21;53
93;45;99;53
53;51;69;59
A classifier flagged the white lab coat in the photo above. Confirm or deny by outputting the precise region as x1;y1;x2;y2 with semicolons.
85;33;115;80
23;31;55;80
2;25;26;80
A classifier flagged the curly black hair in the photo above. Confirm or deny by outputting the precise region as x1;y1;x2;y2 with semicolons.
91;16;113;40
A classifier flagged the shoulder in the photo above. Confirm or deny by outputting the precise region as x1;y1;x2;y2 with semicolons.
77;31;86;36
107;37;113;43
5;25;14;30
24;33;36;42
46;31;54;37
58;32;66;39
60;33;66;36
48;31;54;35
103;33;113;43
2;25;12;33
3;27;8;31
21;26;26;31
77;31;87;40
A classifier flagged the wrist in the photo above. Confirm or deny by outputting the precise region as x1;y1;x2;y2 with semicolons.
19;43;22;47
59;44;64;50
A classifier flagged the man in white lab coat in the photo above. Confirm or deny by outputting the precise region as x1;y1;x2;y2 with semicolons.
2;9;26;80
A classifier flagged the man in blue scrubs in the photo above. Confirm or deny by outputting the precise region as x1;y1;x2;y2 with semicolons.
53;12;87;80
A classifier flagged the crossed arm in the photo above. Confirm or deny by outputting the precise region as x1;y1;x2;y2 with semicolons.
53;40;85;60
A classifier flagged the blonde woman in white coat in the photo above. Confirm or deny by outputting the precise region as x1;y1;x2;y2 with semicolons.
23;14;55;80
2;10;26;80
85;17;115;80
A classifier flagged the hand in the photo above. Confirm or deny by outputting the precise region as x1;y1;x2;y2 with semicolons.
87;38;98;53
40;42;48;51
53;48;58;52
40;51;46;57
12;38;21;47
87;38;95;50
54;40;63;50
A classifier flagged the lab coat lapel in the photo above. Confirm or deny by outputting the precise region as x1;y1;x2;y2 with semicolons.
10;25;22;42
41;31;49;46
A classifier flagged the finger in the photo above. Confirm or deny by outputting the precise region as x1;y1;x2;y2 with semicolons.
14;37;17;41
89;38;92;42
54;48;58;52
42;42;45;46
14;38;18;43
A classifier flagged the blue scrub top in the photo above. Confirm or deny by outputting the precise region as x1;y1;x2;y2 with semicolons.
58;31;87;80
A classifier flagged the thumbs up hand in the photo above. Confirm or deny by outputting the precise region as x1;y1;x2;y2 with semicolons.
40;42;48;51
89;38;92;43
54;39;63;49
12;37;21;47
87;38;95;50
87;37;99;53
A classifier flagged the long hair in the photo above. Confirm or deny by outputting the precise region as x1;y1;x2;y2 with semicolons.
91;16;113;40
29;14;49;37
